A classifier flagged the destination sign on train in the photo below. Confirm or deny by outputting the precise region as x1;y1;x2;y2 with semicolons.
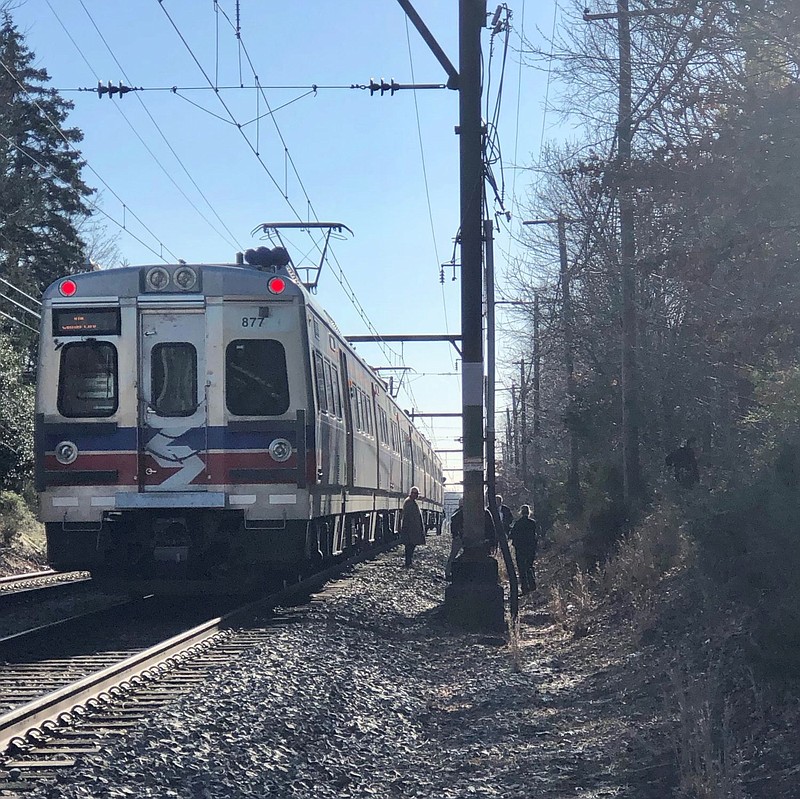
53;308;120;336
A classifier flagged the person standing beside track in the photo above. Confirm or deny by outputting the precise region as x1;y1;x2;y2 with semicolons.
399;486;426;568
495;494;513;539
510;504;538;593
446;499;499;579
445;498;464;580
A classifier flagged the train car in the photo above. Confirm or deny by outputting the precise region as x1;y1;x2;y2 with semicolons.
34;249;444;592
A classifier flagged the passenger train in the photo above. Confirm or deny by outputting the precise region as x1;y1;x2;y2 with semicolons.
34;243;444;592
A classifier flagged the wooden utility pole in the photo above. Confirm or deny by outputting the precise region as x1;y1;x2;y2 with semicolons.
506;407;512;468
511;383;518;469
584;1;637;504
519;358;527;487
616;0;640;504
532;294;541;500
558;213;581;516
582;2;681;504
522;218;577;511
486;218;519;622
486;218;498;507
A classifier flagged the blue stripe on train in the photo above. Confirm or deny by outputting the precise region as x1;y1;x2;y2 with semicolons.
41;424;302;451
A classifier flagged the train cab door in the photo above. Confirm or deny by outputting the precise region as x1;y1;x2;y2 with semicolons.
138;310;208;492
340;351;354;488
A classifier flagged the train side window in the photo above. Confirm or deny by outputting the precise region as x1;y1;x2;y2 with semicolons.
151;342;197;417
312;351;328;414
226;339;290;416
323;359;339;418
331;364;343;419
364;394;375;436
390;421;398;452
352;386;362;430
357;389;366;432
378;407;389;445
57;341;118;418
365;394;374;436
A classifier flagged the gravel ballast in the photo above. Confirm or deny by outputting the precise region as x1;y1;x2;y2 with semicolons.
29;537;649;798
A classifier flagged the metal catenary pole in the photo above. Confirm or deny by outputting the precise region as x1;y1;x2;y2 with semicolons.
458;0;486;551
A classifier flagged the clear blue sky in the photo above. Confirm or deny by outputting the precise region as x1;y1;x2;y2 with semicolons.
11;0;559;481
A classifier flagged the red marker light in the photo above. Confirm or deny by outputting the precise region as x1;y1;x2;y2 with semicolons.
268;276;286;294
59;279;78;297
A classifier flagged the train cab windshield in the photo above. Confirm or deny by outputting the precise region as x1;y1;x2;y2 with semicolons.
57;341;118;418
225;339;290;416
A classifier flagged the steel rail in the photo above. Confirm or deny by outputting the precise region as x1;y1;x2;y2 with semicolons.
0;613;227;752
0;570;57;585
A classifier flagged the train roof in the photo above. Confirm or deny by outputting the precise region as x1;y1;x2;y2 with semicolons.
41;262;307;302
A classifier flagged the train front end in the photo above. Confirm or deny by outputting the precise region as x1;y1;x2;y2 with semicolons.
35;262;314;592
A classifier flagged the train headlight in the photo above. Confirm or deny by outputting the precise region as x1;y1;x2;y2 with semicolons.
145;267;171;291
55;441;79;465
174;266;198;291
269;438;293;462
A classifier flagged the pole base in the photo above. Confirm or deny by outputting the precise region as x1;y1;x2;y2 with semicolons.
444;551;505;633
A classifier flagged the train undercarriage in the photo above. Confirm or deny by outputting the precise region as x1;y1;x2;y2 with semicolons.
45;506;443;595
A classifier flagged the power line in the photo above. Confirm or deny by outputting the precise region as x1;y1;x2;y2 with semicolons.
0;290;40;321
198;1;408;371
62;82;416;94
0;127;172;264
157;1;300;206
0;276;41;308
58;0;244;252
0;56;180;262
0;308;38;335
404;17;451;337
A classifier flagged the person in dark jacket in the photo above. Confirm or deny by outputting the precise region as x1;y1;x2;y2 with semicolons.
495;494;513;538
665;438;699;488
484;506;498;555
510;504;538;593
445;498;464;580
446;500;498;579
399;486;425;567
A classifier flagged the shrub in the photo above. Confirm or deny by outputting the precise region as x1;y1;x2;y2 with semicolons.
0;489;40;546
690;438;800;676
580;461;628;568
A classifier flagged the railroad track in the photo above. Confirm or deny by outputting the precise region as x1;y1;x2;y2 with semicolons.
0;543;395;795
0;571;92;610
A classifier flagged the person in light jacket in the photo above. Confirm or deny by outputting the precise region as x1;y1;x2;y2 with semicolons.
399;486;426;567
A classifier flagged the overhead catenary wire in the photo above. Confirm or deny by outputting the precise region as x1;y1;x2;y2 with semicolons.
55;0;244;253
0;127;173;265
0;57;180;263
404;15;453;382
174;0;409;374
0;291;40;321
